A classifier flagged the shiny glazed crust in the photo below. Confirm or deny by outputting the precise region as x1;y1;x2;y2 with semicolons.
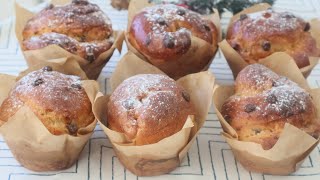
0;67;95;135
107;74;194;145
221;64;320;150
227;10;320;68
22;0;114;62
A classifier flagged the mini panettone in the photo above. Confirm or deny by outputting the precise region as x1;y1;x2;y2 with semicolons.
107;74;194;145
22;0;114;62
128;4;218;78
221;64;320;150
227;9;320;68
0;66;95;135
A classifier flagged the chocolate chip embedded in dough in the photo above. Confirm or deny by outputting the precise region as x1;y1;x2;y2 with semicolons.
266;94;277;104
46;4;54;10
203;24;211;31
43;66;53;72
71;83;82;90
244;104;256;113
156;17;166;26
231;43;240;51
72;0;89;5
66;122;78;135
262;41;271;51
177;9;186;16
304;23;311;32
163;34;175;49
240;14;248;21
32;78;44;86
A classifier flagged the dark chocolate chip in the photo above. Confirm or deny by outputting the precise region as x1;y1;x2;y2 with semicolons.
252;128;261;134
32;78;44;86
145;34;151;46
156;17;166;26
282;13;295;19
87;55;95;63
66;122;78;135
177;9;186;16
43;66;53;72
304;22;311;32
231;43;240;51
271;81;277;87
223;114;231;122
182;91;190;102
71;83;82;90
72;0;89;5
244;104;256;113
203;24;211;31
163;34;175;49
240;14;248;21
266;94;277;104
262;41;271;51
46;4;54;10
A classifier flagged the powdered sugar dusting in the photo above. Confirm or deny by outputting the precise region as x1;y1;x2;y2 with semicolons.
243;10;303;35
141;4;209;42
13;68;86;109
262;84;309;117
111;74;189;123
237;64;311;118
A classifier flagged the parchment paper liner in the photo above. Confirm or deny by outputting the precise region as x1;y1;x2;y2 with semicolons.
219;3;320;79
93;51;215;176
212;52;320;175
124;0;221;80
15;0;125;80
0;58;99;172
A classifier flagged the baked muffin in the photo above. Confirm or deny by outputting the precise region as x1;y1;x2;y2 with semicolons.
221;64;320;150
0;66;94;135
107;74;193;145
128;4;218;78
22;0;113;63
227;9;320;68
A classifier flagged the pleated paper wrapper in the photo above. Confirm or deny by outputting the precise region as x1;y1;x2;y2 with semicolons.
125;0;221;80
15;0;125;80
212;52;320;175
0;58;99;171
93;52;215;176
219;3;320;79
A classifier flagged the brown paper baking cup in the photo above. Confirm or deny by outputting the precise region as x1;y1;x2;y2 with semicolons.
125;0;220;80
219;3;320;79
93;51;215;176
15;0;125;80
0;58;99;171
212;53;320;175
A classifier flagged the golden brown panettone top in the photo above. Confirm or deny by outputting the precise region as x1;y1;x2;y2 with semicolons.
128;4;218;62
227;10;320;68
22;0;114;62
221;64;320;150
107;74;194;145
0;66;95;136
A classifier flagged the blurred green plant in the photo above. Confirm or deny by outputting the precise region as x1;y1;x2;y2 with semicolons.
150;0;275;15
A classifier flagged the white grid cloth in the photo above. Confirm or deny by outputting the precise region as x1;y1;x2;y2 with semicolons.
1;0;320;179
